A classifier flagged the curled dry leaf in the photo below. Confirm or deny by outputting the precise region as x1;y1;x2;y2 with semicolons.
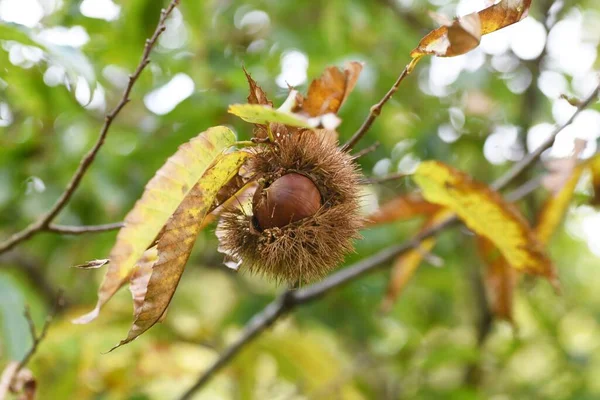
110;151;249;350
0;362;18;399
243;68;275;140
297;61;363;117
366;193;441;226
244;67;272;107
559;93;584;107
0;363;36;400
478;237;517;323
72;259;109;269
411;0;531;58
413;161;557;285
381;210;453;312
74;126;239;325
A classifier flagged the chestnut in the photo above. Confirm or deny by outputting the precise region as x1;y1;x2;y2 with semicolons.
253;173;322;229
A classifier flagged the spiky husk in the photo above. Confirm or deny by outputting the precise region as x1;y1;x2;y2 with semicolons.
218;131;363;284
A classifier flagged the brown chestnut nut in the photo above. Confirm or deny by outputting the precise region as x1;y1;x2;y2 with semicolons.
253;173;322;230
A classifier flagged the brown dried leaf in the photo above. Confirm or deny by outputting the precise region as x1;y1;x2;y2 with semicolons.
244;67;272;106
0;362;18;399
381;210;453;312
72;259;109;269
299;61;363;117
129;246;158;319
478;237;517;322
0;363;36;400
367;194;441;226
592;155;600;206
109;151;249;350
411;0;531;58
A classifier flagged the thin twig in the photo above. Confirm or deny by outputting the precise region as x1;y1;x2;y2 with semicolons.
491;81;600;191
351;141;381;160
364;171;409;185
0;292;63;399
0;0;180;256
46;222;124;235
341;64;412;152
179;82;600;397
505;175;543;202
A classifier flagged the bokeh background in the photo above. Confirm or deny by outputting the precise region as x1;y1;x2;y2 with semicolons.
1;0;600;398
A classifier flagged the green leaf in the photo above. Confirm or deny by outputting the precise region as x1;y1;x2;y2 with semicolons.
228;104;311;128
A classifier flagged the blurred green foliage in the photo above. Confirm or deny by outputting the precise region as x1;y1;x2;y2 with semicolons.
1;0;600;399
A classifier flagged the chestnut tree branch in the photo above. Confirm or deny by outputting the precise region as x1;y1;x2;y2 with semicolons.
179;80;600;399
341;64;412;152
0;0;180;256
491;80;600;191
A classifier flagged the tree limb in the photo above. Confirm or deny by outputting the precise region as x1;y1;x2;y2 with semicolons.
0;0;180;255
490;81;600;191
179;80;600;398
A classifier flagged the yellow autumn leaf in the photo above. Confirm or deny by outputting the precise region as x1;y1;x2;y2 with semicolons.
535;165;585;245
298;61;363;117
110;151;249;350
478;237;517;323
381;209;453;312
74;126;238;324
591;154;600;206
228;104;311;128
413;161;556;282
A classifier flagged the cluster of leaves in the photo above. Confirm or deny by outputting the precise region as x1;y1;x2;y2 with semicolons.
1;0;600;398
370;152;600;321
